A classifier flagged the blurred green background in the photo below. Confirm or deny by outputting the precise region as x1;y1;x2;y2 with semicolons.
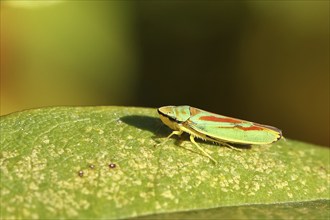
1;1;329;146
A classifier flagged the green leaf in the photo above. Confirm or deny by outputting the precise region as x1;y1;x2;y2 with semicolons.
131;200;330;220
1;107;329;219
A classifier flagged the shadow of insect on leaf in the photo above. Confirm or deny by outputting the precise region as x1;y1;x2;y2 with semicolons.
120;115;170;141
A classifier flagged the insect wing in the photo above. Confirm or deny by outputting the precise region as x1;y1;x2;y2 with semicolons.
187;109;281;144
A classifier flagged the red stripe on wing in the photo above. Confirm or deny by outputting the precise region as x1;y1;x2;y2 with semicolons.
235;125;264;131
199;116;242;123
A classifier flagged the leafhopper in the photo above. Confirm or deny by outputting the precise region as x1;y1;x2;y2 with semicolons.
158;106;282;164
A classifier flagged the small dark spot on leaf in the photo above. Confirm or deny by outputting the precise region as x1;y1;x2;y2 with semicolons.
109;163;116;169
78;170;84;177
89;164;95;169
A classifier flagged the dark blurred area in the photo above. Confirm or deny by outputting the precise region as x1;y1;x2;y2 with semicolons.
1;1;329;146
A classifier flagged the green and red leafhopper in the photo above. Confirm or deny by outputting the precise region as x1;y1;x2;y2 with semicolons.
158;105;282;164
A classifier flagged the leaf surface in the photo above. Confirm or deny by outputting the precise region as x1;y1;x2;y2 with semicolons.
1;107;329;219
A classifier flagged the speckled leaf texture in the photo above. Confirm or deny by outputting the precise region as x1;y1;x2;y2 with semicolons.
1;107;329;219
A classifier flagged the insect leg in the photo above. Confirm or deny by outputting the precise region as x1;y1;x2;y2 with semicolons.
220;142;242;152
190;135;217;164
156;130;183;147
